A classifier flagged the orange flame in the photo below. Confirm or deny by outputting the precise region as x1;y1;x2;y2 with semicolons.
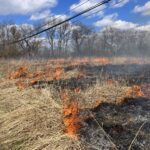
61;90;82;139
15;80;26;90
93;58;110;64
125;85;144;97
54;66;63;80
106;80;114;85
63;101;81;139
9;65;65;89
9;67;27;79
132;85;144;97
47;57;110;66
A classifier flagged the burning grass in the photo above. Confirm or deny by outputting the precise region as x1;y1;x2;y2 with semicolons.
63;101;81;139
46;57;110;65
9;66;28;80
61;90;81;139
8;65;64;90
0;84;84;149
0;58;149;149
77;82;146;110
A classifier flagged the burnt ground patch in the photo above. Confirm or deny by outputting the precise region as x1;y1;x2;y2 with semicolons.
31;63;150;149
32;64;150;90
65;64;150;85
80;98;150;150
32;76;97;90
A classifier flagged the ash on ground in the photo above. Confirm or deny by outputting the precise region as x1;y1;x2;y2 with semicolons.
80;98;150;150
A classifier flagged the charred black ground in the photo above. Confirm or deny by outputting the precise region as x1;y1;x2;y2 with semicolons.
32;63;150;150
33;64;150;89
80;98;150;150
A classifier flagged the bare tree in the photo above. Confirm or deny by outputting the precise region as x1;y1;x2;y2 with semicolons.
57;22;70;57
82;28;96;56
1;21;150;58
19;25;42;58
0;23;22;58
71;23;92;56
46;18;57;57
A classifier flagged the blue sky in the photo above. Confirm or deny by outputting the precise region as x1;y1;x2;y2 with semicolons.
0;0;150;30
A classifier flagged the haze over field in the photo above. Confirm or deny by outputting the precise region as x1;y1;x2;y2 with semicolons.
0;0;150;150
0;0;150;58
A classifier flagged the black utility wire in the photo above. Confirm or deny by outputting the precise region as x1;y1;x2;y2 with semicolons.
72;0;125;25
35;0;126;45
11;0;112;44
29;0;91;35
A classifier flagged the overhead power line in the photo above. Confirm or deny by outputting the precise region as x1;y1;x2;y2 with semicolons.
12;0;112;44
30;0;91;34
33;0;126;44
72;0;125;24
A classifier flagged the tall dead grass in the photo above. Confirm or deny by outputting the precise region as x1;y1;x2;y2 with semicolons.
0;58;148;150
0;81;83;150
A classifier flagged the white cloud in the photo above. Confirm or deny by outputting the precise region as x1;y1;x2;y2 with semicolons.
30;10;51;20
94;13;138;30
136;24;150;31
70;0;105;17
111;0;130;8
133;1;150;16
39;14;68;29
8;24;34;31
44;14;68;25
0;0;57;15
94;13;150;31
1;24;34;39
54;14;68;21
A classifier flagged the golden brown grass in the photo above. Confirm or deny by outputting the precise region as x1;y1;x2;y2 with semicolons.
0;58;148;150
0;60;87;150
0;81;84;150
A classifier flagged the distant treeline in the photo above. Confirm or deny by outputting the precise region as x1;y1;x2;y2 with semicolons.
0;20;150;58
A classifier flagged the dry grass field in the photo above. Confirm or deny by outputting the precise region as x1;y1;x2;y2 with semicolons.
0;57;149;150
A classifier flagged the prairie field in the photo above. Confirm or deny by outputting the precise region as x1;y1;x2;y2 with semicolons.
0;57;150;150
1;0;150;149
